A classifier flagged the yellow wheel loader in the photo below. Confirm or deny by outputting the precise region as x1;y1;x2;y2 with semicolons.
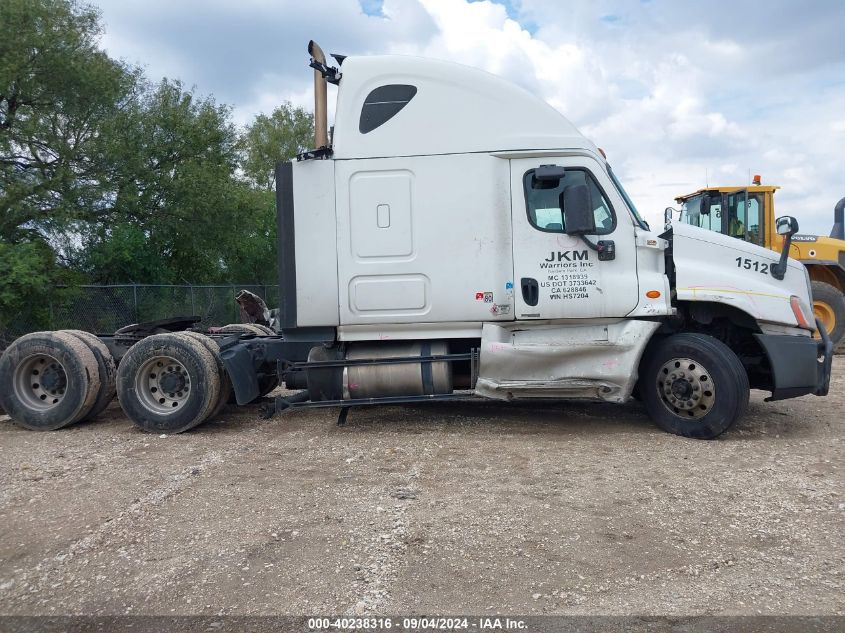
674;179;845;348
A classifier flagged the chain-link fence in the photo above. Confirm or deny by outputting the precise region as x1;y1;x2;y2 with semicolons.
1;284;278;350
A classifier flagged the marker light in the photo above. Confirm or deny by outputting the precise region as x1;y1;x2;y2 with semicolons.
597;147;607;159
646;290;661;299
790;295;813;330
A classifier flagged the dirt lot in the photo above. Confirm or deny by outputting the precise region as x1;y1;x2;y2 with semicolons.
0;359;842;617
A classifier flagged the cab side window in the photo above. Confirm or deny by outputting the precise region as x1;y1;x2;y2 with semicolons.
726;192;764;245
359;84;417;134
746;197;762;244
523;168;615;234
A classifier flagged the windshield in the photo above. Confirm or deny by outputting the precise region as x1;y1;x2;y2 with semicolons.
680;194;722;232
607;165;649;230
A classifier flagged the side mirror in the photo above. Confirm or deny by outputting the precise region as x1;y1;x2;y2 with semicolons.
560;184;596;235
771;216;799;281
664;206;679;224
699;195;711;215
776;215;799;236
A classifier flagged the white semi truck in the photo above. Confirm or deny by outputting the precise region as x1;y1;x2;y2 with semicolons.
0;43;833;439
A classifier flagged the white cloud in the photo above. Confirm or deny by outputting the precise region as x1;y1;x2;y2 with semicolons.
92;0;845;234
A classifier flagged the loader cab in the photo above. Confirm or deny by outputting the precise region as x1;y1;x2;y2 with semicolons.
676;185;779;248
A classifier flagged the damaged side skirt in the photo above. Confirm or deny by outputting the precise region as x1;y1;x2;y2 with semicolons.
474;320;660;403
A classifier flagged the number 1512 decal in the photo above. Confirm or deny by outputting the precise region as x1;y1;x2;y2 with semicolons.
735;257;769;275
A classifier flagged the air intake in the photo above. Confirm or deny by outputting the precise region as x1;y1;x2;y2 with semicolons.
830;197;845;241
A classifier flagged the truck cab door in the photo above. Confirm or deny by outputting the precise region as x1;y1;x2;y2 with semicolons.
724;189;765;245
510;157;639;319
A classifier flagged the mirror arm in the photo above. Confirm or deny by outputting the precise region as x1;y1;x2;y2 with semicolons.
771;233;792;281
579;234;599;251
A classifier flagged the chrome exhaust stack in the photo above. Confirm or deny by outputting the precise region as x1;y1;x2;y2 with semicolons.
308;40;329;149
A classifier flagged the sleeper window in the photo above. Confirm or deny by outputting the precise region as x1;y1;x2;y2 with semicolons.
359;84;417;134
523;168;615;234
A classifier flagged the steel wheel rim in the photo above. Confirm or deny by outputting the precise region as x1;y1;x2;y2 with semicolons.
135;355;191;415
13;353;67;411
656;357;715;419
812;301;835;339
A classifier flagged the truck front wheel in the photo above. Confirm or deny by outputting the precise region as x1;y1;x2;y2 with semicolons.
639;333;749;439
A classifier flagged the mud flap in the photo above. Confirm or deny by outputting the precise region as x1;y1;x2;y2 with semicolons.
219;343;260;405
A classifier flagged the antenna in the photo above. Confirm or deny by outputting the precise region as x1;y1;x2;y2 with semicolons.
705;168;708;188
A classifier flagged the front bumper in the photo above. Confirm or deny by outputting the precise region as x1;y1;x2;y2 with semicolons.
754;318;833;401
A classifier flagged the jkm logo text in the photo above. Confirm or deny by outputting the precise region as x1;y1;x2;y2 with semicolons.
544;250;589;262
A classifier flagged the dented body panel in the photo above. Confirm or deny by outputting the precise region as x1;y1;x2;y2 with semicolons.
475;321;661;402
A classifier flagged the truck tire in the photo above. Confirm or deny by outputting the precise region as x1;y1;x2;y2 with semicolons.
0;331;101;430
810;281;845;347
219;324;279;397
178;331;232;420
116;333;221;433
219;323;266;336
62;330;117;420
639;333;749;439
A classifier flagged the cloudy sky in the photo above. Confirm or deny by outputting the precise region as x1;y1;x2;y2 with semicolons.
93;0;845;233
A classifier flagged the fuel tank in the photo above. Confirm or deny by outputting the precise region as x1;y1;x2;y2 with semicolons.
306;341;453;401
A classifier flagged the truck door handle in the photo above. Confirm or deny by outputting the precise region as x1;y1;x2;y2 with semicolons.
521;277;539;306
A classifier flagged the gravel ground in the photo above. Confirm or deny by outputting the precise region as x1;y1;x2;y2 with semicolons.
0;358;842;617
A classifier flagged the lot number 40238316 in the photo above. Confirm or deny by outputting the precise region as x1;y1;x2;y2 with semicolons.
735;257;769;275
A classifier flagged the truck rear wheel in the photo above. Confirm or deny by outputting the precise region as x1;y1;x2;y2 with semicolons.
116;333;221;433
62;330;117;420
810;281;845;346
639;333;749;439
178;331;231;420
219;323;266;336
221;322;278;338
0;331;101;430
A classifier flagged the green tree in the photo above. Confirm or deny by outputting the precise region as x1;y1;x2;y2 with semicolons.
240;103;313;190
75;79;242;283
230;103;314;284
218;184;278;284
0;0;136;243
1;0;317;338
0;0;135;332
